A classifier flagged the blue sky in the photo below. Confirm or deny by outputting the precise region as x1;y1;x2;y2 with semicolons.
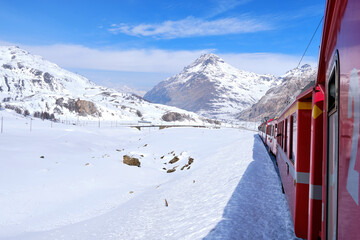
0;0;325;90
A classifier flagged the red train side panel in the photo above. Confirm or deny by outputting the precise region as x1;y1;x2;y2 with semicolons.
316;0;360;239
307;86;324;240
276;88;313;239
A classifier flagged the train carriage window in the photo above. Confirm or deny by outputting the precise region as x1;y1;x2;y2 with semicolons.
292;115;297;162
281;121;284;149
328;68;337;115
289;114;297;163
275;124;277;138
284;119;288;152
268;125;271;136
279;121;284;149
289;116;293;161
280;122;283;148
326;51;340;240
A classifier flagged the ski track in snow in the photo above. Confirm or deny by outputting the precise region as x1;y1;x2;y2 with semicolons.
0;111;298;240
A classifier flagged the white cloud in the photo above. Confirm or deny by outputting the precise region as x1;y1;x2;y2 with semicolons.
23;44;209;73
219;53;318;76
109;16;271;39
207;0;252;17
0;40;18;46
5;43;317;77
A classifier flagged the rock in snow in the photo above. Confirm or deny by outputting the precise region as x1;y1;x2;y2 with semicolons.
123;155;141;167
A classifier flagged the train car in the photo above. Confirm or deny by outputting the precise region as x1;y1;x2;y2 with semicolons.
313;0;360;239
257;1;360;238
258;121;266;142
266;118;277;155
276;87;313;238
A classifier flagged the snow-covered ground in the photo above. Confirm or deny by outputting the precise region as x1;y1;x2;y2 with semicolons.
0;110;297;239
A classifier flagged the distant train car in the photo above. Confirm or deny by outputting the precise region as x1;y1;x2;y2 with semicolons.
258;121;267;143
266;118;277;155
258;118;277;153
276;87;313;238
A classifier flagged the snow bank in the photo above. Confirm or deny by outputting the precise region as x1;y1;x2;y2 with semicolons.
0;110;298;239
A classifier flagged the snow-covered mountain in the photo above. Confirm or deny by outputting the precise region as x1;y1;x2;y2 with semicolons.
144;54;281;121
0;46;214;124
237;64;317;121
115;85;146;97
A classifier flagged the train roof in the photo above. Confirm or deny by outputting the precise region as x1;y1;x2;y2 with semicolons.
277;87;313;120
296;85;313;101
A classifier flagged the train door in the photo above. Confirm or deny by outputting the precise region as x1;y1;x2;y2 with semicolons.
326;54;339;240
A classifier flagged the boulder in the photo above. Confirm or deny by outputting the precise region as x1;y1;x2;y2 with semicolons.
123;155;141;167
169;156;179;164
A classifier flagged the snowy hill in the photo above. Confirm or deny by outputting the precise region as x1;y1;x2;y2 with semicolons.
237;64;317;121
0;46;213;124
0;110;298;239
144;54;281;121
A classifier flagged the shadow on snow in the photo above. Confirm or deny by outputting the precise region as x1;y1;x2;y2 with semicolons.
203;134;298;240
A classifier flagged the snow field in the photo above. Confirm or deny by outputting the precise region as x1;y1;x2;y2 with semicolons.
0;110;297;239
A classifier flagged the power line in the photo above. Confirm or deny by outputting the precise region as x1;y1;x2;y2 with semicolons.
296;15;324;70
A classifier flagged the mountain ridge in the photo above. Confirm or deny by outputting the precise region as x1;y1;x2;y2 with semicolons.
0;46;214;124
144;53;281;121
237;64;317;121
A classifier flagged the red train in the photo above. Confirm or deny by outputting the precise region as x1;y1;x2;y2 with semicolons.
259;0;360;239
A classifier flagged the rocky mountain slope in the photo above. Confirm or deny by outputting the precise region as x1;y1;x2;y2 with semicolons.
0;46;213;124
237;64;317;121
144;54;281;121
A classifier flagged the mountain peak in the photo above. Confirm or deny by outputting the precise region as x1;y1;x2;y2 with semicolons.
300;64;311;69
198;53;220;60
281;63;314;79
194;53;224;66
144;53;280;121
1;45;29;55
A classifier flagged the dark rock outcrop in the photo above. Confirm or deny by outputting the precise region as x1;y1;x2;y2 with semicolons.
161;112;194;122
123;155;141;167
56;98;99;117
